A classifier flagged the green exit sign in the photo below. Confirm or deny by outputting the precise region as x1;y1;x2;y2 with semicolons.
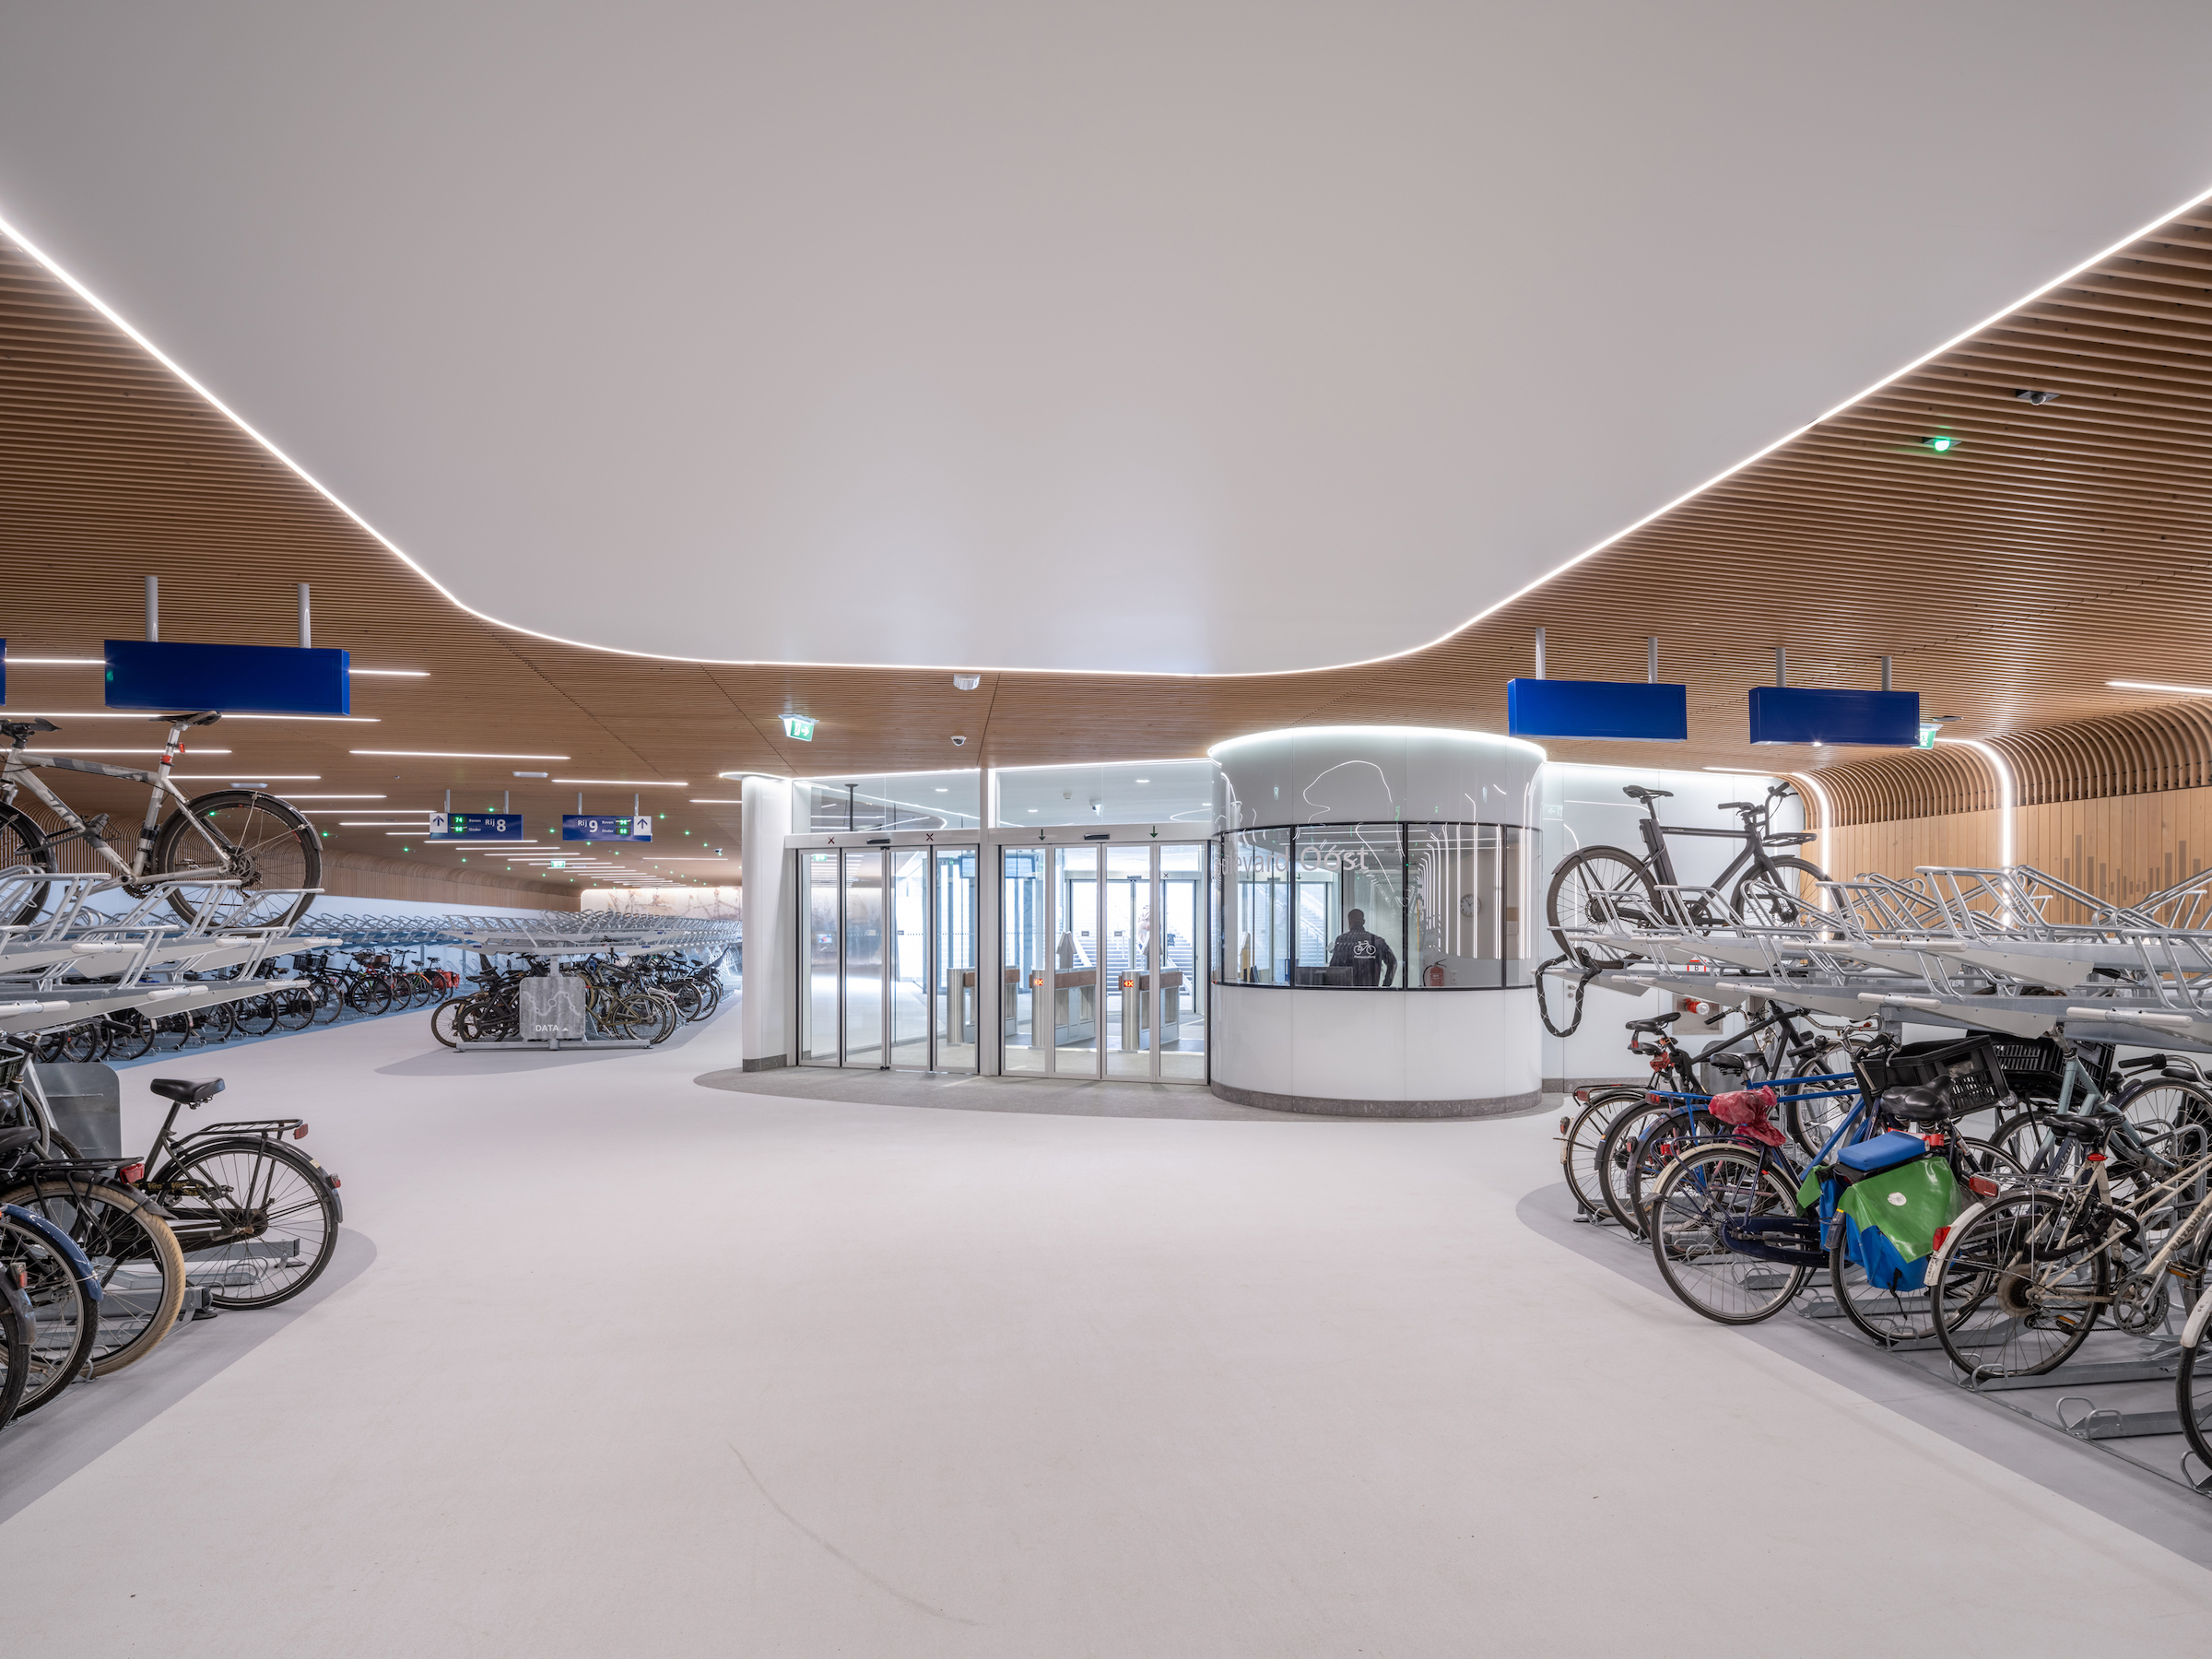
782;715;816;741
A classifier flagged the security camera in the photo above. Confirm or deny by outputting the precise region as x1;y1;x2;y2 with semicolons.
950;735;967;747
953;674;981;691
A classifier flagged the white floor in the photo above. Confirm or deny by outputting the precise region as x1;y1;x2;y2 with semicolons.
6;1010;2212;1655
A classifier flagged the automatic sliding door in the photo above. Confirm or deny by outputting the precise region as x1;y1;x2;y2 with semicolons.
1002;849;1047;1075
1052;846;1100;1077
888;849;930;1070
935;848;978;1073
1104;846;1151;1080
1159;843;1206;1081
843;850;885;1067
801;852;841;1065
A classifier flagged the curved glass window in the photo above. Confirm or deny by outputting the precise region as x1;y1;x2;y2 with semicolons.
1214;823;1529;989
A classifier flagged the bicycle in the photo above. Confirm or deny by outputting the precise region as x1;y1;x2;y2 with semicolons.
0;714;321;930
135;1076;343;1309
1547;781;1827;967
1647;1041;2018;1337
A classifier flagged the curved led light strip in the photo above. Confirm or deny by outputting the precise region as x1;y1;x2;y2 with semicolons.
1936;737;2016;869
9;177;2212;680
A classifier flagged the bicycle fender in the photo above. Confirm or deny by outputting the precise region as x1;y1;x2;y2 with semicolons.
2184;1287;2212;1351
1925;1196;1992;1286
169;1137;344;1226
2;1201;103;1302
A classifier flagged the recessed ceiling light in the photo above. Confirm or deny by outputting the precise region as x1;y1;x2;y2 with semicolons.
1135;778;1150;783
2111;678;2212;697
25;746;231;755
4;657;104;666
1921;435;1957;453
1028;808;1038;813
550;778;689;786
688;798;742;804
277;794;386;799
347;668;430;677
352;749;569;759
173;773;319;780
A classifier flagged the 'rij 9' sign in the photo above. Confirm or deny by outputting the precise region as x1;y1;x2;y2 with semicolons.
562;814;653;842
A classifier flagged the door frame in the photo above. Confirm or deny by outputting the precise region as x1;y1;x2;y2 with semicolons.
796;841;981;1072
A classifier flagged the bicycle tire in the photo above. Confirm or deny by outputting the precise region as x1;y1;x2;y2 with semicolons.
0;1274;30;1430
429;995;469;1049
232;993;280;1038
345;974;392;1018
59;1021;102;1064
1594;1099;1677;1235
1560;1088;1645;1217
1546;847;1658;967
0;803;58;929
1731;855;1830;925
152;790;322;930
1784;1049;1856;1157
156;1137;339;1310
0;1212;100;1417
0;1179;186;1377
2182;1333;2212;1473
1620;1107;1724;1237
1930;1189;2105;1381
311;980;344;1025
100;1008;156;1063
1648;1143;1811;1324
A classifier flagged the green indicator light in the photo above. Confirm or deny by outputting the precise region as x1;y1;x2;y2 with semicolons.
1922;435;1956;453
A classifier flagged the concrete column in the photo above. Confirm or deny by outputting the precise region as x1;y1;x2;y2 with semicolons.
739;777;794;1070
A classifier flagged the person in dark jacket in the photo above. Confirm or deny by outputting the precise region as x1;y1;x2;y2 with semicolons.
1328;908;1397;987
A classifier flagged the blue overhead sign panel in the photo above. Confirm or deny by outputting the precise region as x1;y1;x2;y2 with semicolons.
104;641;351;716
1507;678;1688;742
440;814;524;841
562;814;653;842
1748;687;1920;747
0;639;7;706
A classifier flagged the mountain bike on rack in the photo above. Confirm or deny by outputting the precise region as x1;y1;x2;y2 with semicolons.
1546;781;1826;967
0;715;321;929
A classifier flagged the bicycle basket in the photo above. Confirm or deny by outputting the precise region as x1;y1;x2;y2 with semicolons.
1856;1034;2010;1118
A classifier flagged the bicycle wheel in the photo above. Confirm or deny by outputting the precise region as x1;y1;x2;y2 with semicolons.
157;1138;339;1310
1648;1143;1811;1324
0;1275;29;1429
0;803;57;929
429;995;469;1049
59;1020;102;1063
1621;1108;1723;1238
1546;847;1657;966
231;993;280;1038
270;985;318;1031
646;993;681;1044
1825;1141;2029;1348
311;979;344;1025
1731;856;1830;926
0;1212;100;1417
100;1008;155;1062
1931;1190;2105;1381
0;1179;186;1377
2182;1330;2212;1474
1785;1051;1856;1157
153;790;322;930
1561;1088;1644;1217
346;974;393;1017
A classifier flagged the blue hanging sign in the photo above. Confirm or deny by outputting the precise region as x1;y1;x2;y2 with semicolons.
104;641;351;716
562;814;653;842
0;639;7;706
438;814;524;841
1748;687;1920;747
1507;678;1688;741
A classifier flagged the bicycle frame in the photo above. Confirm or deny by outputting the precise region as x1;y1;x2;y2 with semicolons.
1632;789;1806;893
0;716;235;883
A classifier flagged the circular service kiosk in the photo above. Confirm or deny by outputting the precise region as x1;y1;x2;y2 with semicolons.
1209;725;1544;1117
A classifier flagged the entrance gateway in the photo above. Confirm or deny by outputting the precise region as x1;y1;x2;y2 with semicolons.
789;825;1210;1083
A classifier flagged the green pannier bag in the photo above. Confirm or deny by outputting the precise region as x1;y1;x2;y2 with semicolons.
1837;1156;1959;1294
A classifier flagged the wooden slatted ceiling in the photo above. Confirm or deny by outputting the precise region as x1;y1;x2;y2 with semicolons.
8;206;2212;883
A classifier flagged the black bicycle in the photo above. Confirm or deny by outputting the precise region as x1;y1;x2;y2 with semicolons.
1547;782;1828;967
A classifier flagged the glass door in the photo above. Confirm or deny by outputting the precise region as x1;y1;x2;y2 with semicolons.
1159;842;1207;1082
800;844;980;1072
1104;845;1151;1080
1052;845;1101;1076
935;847;979;1072
888;848;930;1069
1002;847;1047;1075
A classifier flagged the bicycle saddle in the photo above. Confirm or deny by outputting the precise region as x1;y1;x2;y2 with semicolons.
2042;1108;2116;1143
1621;785;1672;802
0;1124;41;1159
1626;1013;1682;1033
0;718;58;749
149;1077;224;1107
1877;1083;1950;1124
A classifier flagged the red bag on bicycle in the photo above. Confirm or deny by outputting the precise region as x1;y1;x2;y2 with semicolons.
1708;1086;1785;1147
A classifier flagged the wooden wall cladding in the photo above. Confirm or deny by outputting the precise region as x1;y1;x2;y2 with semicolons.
15;201;2212;888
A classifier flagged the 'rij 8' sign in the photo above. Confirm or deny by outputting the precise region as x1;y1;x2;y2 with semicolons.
562;814;653;842
441;814;524;841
